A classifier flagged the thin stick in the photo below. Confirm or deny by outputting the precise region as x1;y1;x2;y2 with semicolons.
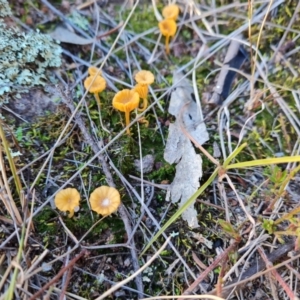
182;240;239;297
59;265;73;300
28;250;87;300
209;240;296;298
95;236;172;300
258;247;296;300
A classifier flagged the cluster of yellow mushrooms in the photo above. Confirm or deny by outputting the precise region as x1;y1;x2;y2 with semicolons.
57;69;156;217
158;4;180;54
56;70;155;217
113;70;155;134
55;186;121;218
84;67;154;135
54;4;181;218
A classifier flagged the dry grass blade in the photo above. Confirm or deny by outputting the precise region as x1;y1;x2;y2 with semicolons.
0;137;22;225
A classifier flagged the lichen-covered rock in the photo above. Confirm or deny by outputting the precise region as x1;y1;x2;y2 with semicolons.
0;0;11;17
6;86;62;122
0;0;62;101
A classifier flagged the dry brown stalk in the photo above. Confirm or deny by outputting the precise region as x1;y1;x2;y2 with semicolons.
59;263;73;300
216;259;227;298
209;240;296;298
28;249;88;300
181;240;239;298
258;246;296;300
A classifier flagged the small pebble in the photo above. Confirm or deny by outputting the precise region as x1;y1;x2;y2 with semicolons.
134;154;155;174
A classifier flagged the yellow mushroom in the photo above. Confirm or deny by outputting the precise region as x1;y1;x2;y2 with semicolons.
134;70;155;111
89;186;121;216
162;4;180;21
112;89;140;135
135;70;155;86
158;19;177;55
84;74;106;108
84;74;110;133
88;66;101;77
54;188;80;218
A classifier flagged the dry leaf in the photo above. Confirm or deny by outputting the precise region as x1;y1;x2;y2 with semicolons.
191;232;213;249
168;72;209;145
164;72;209;228
49;26;94;45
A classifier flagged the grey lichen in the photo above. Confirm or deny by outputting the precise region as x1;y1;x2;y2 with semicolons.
0;0;62;98
0;0;11;17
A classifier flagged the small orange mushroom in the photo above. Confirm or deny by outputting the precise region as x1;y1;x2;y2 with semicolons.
134;70;155;111
89;186;121;216
112;89;140;135
158;19;177;55
88;66;101;77
84;74;110;133
84;74;106;108
54;188;80;218
135;70;155;86
162;4;180;21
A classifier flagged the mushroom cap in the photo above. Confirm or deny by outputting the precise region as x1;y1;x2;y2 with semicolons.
134;83;149;100
158;19;177;37
112;89;140;113
89;186;121;216
54;188;80;218
84;75;106;94
162;4;180;21
134;70;155;85
88;66;101;76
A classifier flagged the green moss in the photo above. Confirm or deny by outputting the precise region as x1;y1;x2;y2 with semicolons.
124;4;160;35
33;207;58;247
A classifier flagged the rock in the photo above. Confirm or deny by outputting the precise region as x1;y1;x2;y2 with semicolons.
134;154;155;174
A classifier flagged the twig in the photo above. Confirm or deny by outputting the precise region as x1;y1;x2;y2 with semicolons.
95;236;172;300
270;1;300;63
29;250;87;300
96;22;124;39
181;240;239;297
129;175;169;190
258;246;296;300
216;259;227;298
209;240;296;298
59;264;73;300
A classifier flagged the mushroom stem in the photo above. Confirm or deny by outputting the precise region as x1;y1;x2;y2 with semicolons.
165;35;170;54
138;98;148;112
125;110;131;135
94;92;101;108
93;93;110;134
